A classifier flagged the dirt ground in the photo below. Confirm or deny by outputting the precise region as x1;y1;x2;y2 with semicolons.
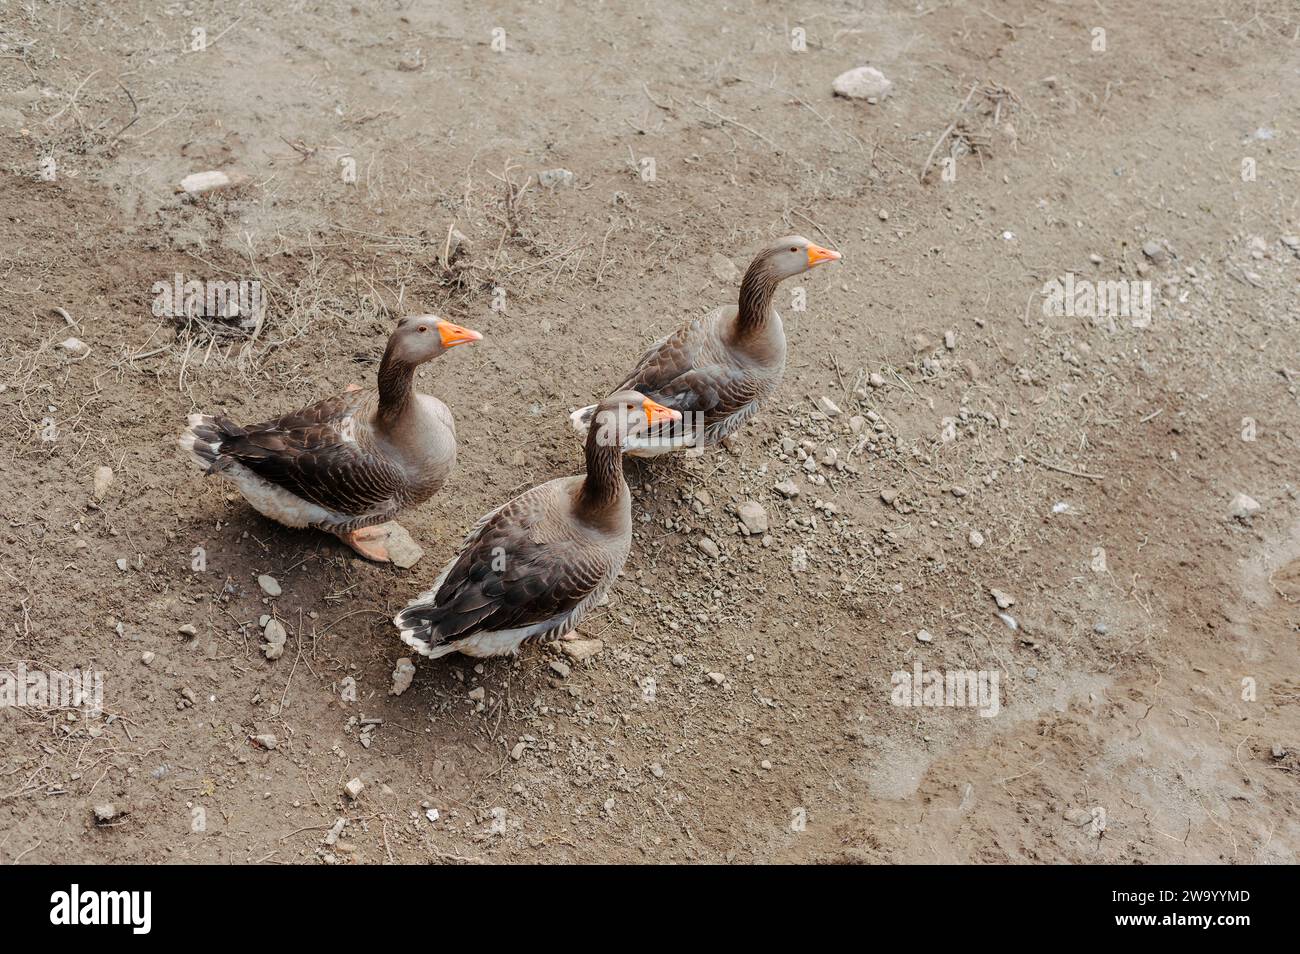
1;0;1297;864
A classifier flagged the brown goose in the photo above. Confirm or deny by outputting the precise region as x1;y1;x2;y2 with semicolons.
570;235;841;455
179;315;482;561
395;390;680;659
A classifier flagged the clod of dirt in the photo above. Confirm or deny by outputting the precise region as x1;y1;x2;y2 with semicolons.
93;803;120;824
969;530;985;548
707;672;725;685
1228;493;1261;521
59;337;90;357
92;465;113;500
257;574;281;597
991;588;1016;609
250;733;278;750
389;657;416;696
832;66;892;102
549;660;571;678
343;778;364;800
710;253;739;283
775;479;799;499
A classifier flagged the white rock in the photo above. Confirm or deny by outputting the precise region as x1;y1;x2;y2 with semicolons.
916;629;933;643
257;574;281;597
832;66;893;101
389;657;416;696
968;530;985;548
816;395;842;417
697;537;720;559
991;588;1015;609
178;170;233;194
343;777;364;800
262;619;287;660
251;733;278;750
707;672;725;685
59;337;90;357
1228;493;1261;520
774;479;800;499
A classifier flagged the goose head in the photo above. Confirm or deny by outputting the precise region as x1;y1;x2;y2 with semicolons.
758;235;842;280
387;314;483;366
589;390;681;450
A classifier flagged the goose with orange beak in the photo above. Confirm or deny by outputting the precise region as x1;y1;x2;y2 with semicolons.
180;315;482;561
396;391;680;659
570;235;841;455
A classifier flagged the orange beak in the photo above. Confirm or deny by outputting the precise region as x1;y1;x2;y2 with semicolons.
807;243;842;267
437;320;483;348
642;396;681;425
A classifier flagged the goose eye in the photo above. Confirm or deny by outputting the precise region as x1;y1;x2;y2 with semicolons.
789;246;798;253
417;325;428;333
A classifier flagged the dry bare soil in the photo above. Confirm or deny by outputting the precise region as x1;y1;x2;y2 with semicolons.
1;0;1297;864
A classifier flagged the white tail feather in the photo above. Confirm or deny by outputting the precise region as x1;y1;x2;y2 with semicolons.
568;404;597;435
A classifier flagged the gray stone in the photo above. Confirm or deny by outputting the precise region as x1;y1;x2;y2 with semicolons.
538;167;575;188
737;501;769;535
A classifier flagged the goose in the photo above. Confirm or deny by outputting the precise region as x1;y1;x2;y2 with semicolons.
179;315;482;561
568;235;841;455
395;390;680;659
